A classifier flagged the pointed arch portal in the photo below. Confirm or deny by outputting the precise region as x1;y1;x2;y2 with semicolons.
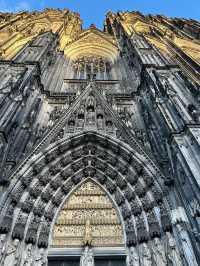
0;131;174;265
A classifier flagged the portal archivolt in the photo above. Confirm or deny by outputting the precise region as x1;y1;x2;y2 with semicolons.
0;131;179;265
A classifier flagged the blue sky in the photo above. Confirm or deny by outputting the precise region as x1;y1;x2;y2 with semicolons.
0;0;199;29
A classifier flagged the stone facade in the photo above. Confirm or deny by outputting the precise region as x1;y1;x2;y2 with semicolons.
0;8;200;266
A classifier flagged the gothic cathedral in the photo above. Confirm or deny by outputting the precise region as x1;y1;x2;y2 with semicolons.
0;8;200;266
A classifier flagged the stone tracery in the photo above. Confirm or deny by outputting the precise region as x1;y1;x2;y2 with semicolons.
0;7;199;266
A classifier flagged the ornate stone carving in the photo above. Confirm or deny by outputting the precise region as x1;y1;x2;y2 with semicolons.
127;246;139;266
33;201;45;217
152;238;167;266
32;160;46;175
136;216;148;243
60;155;72;167
21;196;35;213
72;160;84;172
190;198;200;217
34;248;47;266
80;246;94;266
52;190;64;207
83;219;93;246
0;234;6;260
105;168;118;180
29;183;42;198
96;148;108;160
135;180;146;197
83;166;96;177
71;172;83;184
62;180;73;194
83;144;96;155
105;179;116;194
160;204;172;232
49;163;61;175
115;175;127;189
50;176;62;190
152;186;163;203
38;172;50;185
2;239;20;266
60;167;74;179
143;173;154;187
140;242;152;266
115;189;125;206
22;243;33;266
133;162;143;175
106;154;118;166
58;143;71;154
21;172;34;187
10;183;25;204
121;203;131;220
125;219;137;246
96;173;107;184
95;160;107;172
141;195;154;212
25;216;40;245
41;186;53;202
38;223;50;249
44;205;56;221
125;187;135;201
0;9;199;264
0;203;15;233
177;224;198;266
12;212;27;240
52;181;123;247
147;211;161;238
127;171;138;185
117;163;128;175
44;150;58;163
165;232;182;266
130;200;142;216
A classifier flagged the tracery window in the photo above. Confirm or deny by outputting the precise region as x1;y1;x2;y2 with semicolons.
72;56;112;80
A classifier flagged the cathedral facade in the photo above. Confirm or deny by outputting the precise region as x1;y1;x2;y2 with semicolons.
0;8;200;266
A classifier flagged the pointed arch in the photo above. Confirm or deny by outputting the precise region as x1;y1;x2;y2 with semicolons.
0;131;172;255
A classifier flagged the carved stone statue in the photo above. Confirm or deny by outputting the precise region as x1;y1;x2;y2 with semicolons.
86;108;95;126
140;242;152;266
97;117;104;129
34;248;47;266
80;246;94;266
127;246;139;266
0;234;6;262
83;219;92;246
190;198;200;217
23;243;33;266
152;237;167;266
3;238;20;266
166;232;182;266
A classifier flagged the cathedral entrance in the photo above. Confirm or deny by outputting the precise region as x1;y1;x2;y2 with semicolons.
48;258;126;266
49;180;126;265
